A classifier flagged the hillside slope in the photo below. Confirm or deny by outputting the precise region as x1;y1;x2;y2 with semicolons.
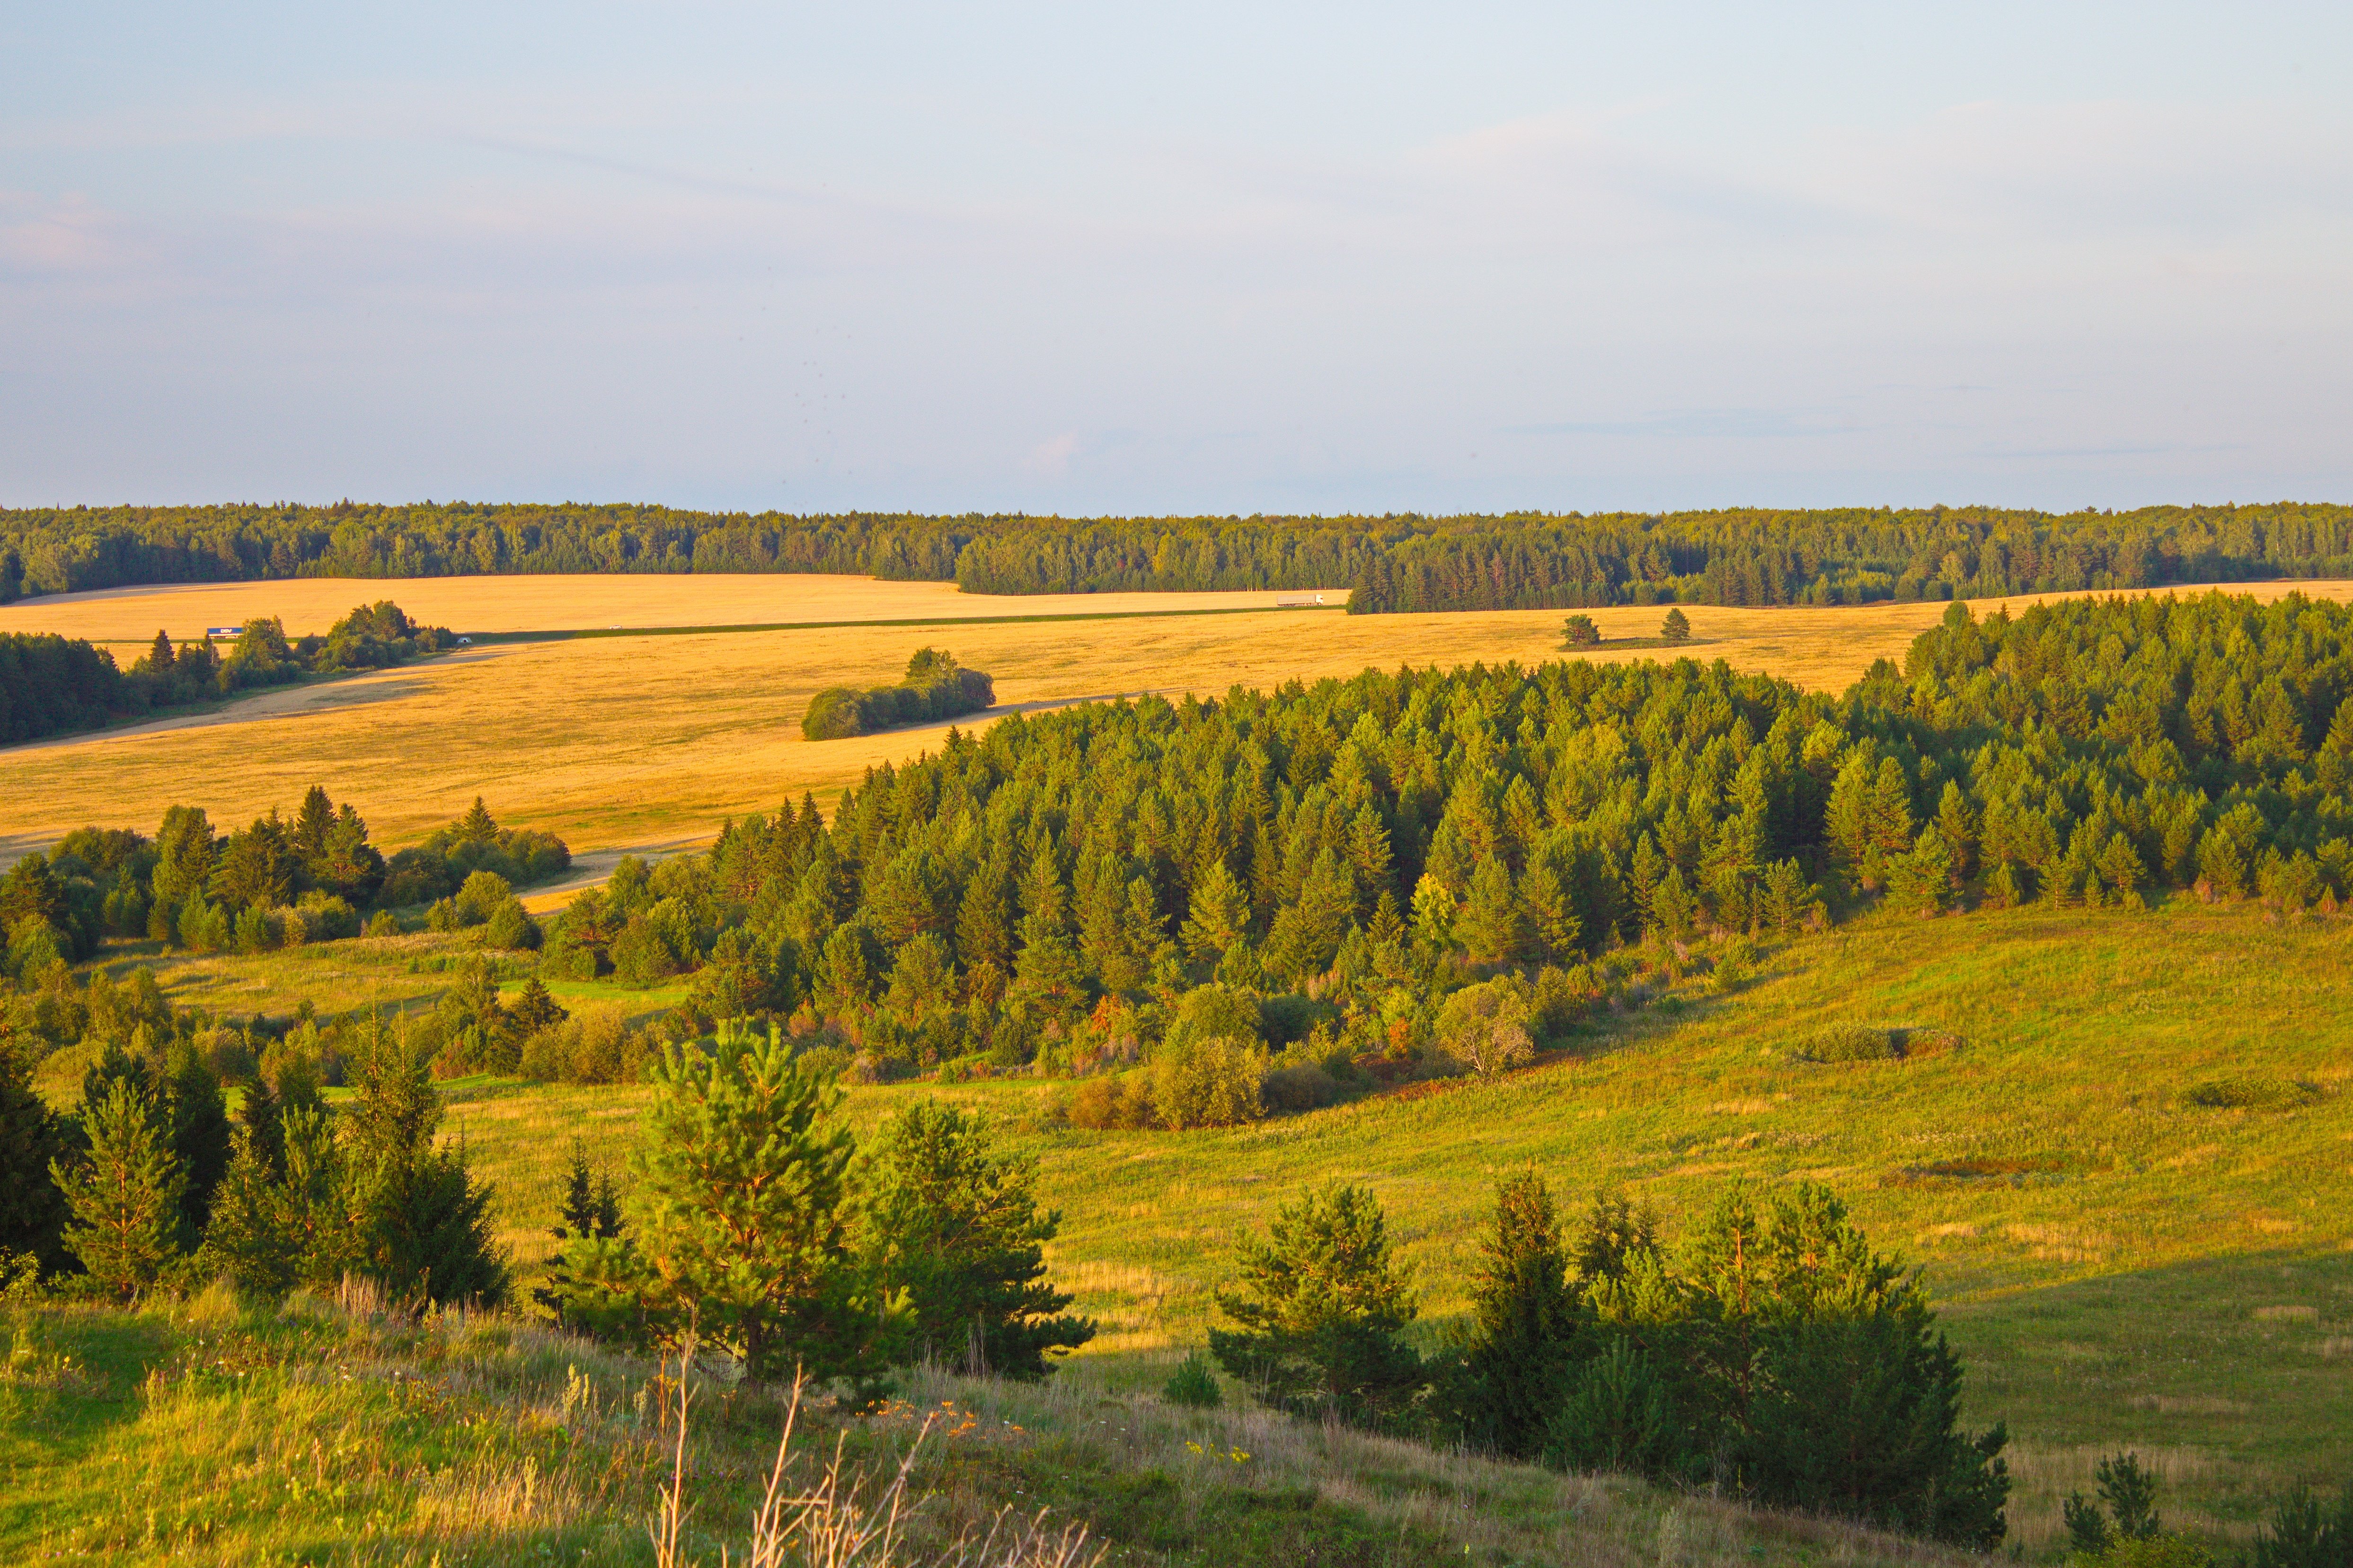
438;899;2353;1551
1;1288;1975;1568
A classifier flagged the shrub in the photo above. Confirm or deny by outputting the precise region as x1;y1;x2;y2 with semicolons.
425;898;461;934
1795;1023;1898;1063
482;898;540;951
518;1004;641;1085
1162;1352;1223;1408
1260;1063;1340;1113
295;892;359;941
801;649;995;740
1435;977;1535;1077
1150;1033;1265;1129
2183;1076;2322;1111
1067;1072;1156;1130
1561;613;1601;648
364;908;400;937
453;869;513;925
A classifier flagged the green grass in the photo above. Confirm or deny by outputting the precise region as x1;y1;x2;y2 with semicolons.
435;898;2353;1553
0;1289;1975;1568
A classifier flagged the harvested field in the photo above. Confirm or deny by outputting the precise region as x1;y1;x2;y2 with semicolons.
0;572;1329;647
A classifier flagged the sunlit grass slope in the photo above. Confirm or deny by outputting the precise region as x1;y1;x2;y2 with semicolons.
441;899;2353;1552
0;1289;1970;1568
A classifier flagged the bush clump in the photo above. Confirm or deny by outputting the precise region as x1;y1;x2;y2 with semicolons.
1161;1351;1224;1408
1793;1023;1900;1063
801;647;994;740
2182;1076;2323;1111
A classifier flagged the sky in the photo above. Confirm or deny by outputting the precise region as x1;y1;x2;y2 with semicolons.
4;2;2350;517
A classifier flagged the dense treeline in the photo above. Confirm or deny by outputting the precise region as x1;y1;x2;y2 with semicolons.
6;500;2351;612
530;590;2350;1099
801;648;996;740
1;792;566;987
0;600;452;745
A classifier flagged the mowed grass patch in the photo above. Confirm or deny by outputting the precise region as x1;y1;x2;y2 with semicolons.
14;576;2348;878
440;899;2353;1546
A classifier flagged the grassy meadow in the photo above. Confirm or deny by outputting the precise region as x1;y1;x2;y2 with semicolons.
0;1287;1996;1568
424;896;2353;1554
9;574;2351;884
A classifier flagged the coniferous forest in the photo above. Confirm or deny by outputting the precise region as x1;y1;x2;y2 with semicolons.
513;590;2350;1091
4;500;2352;611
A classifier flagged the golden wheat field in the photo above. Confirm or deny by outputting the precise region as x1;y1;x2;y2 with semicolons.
0;573;1314;648
5;575;2350;887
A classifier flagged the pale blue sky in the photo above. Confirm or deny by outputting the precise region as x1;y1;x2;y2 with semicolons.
5;3;2349;514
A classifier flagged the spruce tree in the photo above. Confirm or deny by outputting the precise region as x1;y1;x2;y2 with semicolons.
1441;1172;1581;1457
163;1043;233;1243
54;1080;186;1300
0;1044;73;1272
198;1127;297;1297
345;1025;508;1308
457;796;498;843
862;1101;1095;1377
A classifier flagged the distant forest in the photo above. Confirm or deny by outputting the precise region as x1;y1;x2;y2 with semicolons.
3;501;2351;613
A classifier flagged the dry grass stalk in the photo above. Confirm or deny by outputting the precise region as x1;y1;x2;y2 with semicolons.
650;1361;1100;1568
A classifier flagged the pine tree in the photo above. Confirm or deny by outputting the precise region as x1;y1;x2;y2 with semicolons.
2098;833;2148;907
1649;865;1698;940
1760;858;1813;937
1210;1182;1424;1430
1262;847;1353;983
1935;782;1977;881
632;1020;905;1391
1456;857;1526;965
862;1101;1095;1378
1179;859;1249;962
54;1080;185;1300
1660;607;1691;641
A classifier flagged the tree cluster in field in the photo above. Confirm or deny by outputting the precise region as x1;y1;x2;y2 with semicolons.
800;648;996;740
1190;1173;2009;1546
0;600;453;744
1;791;566;987
532;590;2351;1107
536;1022;1094;1398
7;500;2353;617
0;1010;505;1312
